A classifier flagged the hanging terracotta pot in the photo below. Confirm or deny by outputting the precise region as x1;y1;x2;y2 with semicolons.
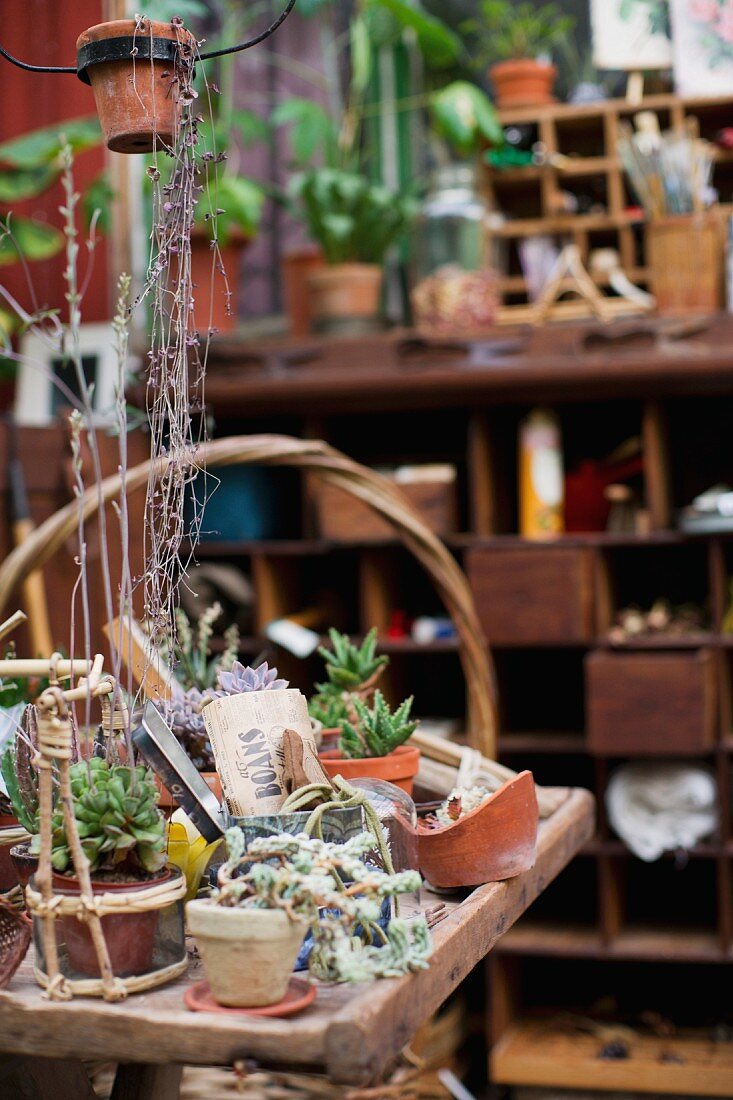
307;263;383;335
76;19;196;153
489;60;557;108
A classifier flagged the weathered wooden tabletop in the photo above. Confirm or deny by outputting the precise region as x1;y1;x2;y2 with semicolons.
0;787;593;1093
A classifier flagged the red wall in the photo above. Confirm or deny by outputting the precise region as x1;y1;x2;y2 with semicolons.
0;0;109;321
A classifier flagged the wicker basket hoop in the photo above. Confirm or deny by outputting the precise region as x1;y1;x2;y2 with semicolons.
0;435;498;756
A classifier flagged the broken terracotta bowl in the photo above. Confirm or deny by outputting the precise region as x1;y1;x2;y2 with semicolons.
417;770;539;890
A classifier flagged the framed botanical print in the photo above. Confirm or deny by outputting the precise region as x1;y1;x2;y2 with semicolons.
591;0;673;71
670;0;733;95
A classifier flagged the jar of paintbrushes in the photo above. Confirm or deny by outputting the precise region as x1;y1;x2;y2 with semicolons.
619;112;723;316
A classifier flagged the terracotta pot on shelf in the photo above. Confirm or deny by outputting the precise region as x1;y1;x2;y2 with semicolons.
76;19;196;153
281;248;325;336
489;59;557;108
51;867;173;978
307;263;383;335
417;771;538;890
191;228;251;334
186;900;306;1007
318;744;420;796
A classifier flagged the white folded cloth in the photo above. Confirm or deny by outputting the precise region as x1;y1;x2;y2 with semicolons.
606;761;718;862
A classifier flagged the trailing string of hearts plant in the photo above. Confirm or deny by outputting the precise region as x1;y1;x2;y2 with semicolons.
0;6;298;690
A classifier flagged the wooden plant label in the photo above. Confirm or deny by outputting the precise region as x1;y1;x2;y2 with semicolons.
203;689;321;815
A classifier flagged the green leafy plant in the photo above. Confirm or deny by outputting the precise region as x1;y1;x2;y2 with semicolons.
341;689;418;759
308;688;350;730
462;1;576;66
215;826;430;982
164;602;240;693
1;708;39;834
143;1;267;245
0;116;104;265
288;169;416;266
317;627;389;691
430;81;503;157
38;758;167;877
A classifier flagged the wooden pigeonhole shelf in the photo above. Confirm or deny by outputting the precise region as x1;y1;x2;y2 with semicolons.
484;93;733;324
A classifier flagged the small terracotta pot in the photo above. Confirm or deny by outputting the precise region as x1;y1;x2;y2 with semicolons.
307;263;383;335
318;744;420;796
9;843;38;890
191;228;251;333
186;900;306;1007
318;727;342;753
76;19;196;153
51;867;172;978
156;771;222;811
489;59;557;108
281;248;325;336
0;816;21;892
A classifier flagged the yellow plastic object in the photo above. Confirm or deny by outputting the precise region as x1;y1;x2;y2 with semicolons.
518;408;564;539
166;810;221;903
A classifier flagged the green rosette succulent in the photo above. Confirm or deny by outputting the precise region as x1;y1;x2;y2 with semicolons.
37;758;167;877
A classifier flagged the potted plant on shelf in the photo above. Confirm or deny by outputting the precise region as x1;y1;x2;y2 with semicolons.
462;1;576;108
274;0;460;333
311;629;419;792
34;757;170;978
186;826;429;1008
308;627;388;748
287;169;416;333
325;690;420;794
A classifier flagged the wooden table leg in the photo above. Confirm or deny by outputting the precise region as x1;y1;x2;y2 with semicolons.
0;1055;99;1099
111;1062;183;1100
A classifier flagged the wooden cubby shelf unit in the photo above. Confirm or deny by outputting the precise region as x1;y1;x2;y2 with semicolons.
197;325;733;1094
484;93;733;322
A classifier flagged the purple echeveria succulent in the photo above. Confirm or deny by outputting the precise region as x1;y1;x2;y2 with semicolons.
216;660;288;696
165;687;215;772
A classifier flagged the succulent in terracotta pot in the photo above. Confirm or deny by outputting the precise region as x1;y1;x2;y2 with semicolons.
34;758;169;978
320;690;421;796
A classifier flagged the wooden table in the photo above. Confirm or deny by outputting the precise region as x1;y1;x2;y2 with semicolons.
0;788;593;1099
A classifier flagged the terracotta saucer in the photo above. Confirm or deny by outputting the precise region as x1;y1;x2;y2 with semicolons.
184;977;316;1017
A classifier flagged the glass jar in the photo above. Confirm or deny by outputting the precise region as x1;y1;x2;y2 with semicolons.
412;163;502;282
411;164;504;333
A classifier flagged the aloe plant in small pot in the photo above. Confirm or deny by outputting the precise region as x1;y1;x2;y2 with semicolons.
35;758;170;978
308;627;388;748
462;1;576;108
311;629;419;793
186;826;429;1008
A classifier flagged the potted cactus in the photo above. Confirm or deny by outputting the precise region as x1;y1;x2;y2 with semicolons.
35;758;169;978
310;629;420;792
308;628;388;749
320;691;420;796
186;827;429;1008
